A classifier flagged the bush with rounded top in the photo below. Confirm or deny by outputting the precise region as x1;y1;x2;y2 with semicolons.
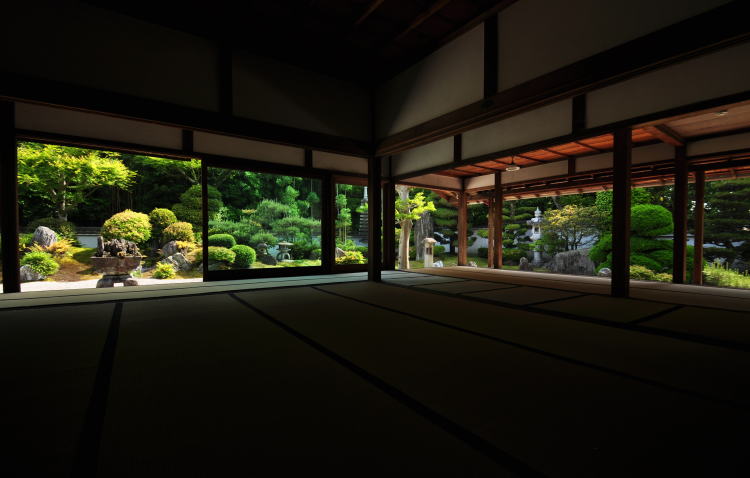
102;210;152;243
629;265;656;281
149;208;177;238
208;233;236;248
631;204;673;237
21;251;59;276
335;250;365;265
207;246;236;264
230;244;256;268
162;221;195;243
153;262;176;279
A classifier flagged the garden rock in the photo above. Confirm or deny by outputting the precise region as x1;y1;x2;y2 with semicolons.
598;267;612;277
468;261;478;267
547;249;595;276
161;253;191;272
161;240;179;257
335;247;346;258
731;257;749;274
20;265;44;282
519;257;533;272
258;254;278;266
96;237;140;257
432;260;444;268
33;226;57;247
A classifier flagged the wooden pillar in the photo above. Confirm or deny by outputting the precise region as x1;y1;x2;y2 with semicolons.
457;189;468;266
486;197;495;268
611;128;632;298
382;179;396;270
200;162;210;280
672;146;688;284
321;173;336;274
493;172;503;269
693;170;706;285
368;156;382;281
0;101;19;293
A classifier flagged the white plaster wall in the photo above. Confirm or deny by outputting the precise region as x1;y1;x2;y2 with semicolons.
392;137;454;176
194;132;304;166
497;0;729;90
465;174;494;190
1;2;219;111
632;143;675;164
688;131;750;156
401;174;462;191
501;161;568;184
233;53;371;141
462;100;572;159
15;102;183;150
313;152;368;175
588;41;750;127
376;25;484;137
576;153;613;173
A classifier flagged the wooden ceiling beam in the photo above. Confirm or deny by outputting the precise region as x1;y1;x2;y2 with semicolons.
643;124;685;146
573;141;603;153
353;0;385;27
390;0;454;45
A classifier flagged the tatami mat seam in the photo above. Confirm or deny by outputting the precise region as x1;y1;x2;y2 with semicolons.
228;292;544;477
629;305;685;325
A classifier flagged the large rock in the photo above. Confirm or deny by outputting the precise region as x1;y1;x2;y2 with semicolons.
731;257;749;274
519;257;533;272
20;265;44;282
547;249;596;276
259;254;278;266
162;240;179;257
161;252;191;272
96;237;140;257
32;226;57;247
335;247;346;258
597;267;612;277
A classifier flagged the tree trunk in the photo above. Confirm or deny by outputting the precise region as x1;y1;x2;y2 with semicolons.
396;185;411;269
413;210;433;261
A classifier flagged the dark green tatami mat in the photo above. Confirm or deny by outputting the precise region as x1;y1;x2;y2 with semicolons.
464;286;581;305
0;304;114;476
644;306;750;345
535;294;676;323
383;275;468;286
237;286;749;476
413;280;518;294
96;294;507;476
316;282;750;406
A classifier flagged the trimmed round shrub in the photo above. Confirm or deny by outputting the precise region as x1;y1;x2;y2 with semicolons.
310;248;322;260
251;232;277;248
629;265;657;281
631;204;673;237
477;247;488;258
102;210;152;243
149;208;177;238
208;233;236;249
163;221;195;243
630;253;663;272
335;250;366;265
28;217;78;243
207;246;236;264
502;248;525;264
153;262;176;279
433;245;446;258
231;244;256;268
21;251;59;276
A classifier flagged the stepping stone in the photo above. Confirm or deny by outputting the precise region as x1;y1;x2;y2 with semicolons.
464;286;580;306
535;295;675;323
643;306;750;345
414;280;517;294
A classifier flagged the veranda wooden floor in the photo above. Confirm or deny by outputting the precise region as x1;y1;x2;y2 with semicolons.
2;270;749;477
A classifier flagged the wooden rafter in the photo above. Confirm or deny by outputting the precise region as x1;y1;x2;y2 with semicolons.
390;0;453;45
643;124;685;146
353;0;385;27
573;141;603;153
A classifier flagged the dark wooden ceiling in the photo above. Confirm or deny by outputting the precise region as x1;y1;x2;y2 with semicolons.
84;0;516;85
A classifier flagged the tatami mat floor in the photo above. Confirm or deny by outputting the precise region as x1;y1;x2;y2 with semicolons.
2;270;748;476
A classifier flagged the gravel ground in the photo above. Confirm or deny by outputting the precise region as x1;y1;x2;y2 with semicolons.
18;277;203;292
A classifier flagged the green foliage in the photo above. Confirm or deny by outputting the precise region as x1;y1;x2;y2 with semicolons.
148;208;177;239
250;232;278;248
173;185;222;228
589;234;612;264
21;251;59;276
477;247;488;258
433;245;445;258
208;219;258;245
594;188;653;228
17;142;135;221
540;205;604;253
290;241;316;260
18;233;34;251
503;200;536;249
630;253;663;272
153;262;177;279
704;261;750;289
702;178;750;259
476;229;489;239
207;246;236;264
162;221;195;243
310;248;322;260
503;248;526;264
230;244;256;268
101;210;152;243
208;233;237;249
335;250;366;264
271;216;319;242
631;204;673;237
629;265;657;281
27;217;78;243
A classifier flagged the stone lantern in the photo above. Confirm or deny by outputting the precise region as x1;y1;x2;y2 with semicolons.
422;237;438;268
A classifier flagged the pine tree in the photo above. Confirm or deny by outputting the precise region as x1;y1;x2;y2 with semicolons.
703;178;750;260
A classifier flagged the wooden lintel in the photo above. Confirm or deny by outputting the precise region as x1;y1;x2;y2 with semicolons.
644;124;685;146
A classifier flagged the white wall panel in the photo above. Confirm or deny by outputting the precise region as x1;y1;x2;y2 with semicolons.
576;153;613;173
15;103;183;150
402;174;462;190
194;132;304;166
462;100;571;159
501;161;568;184
465;174;494;190
392;137;453;176
233;53;371;141
376;25;484;137
1;3;219;111
688;131;750;156
632;143;674;164
313;152;368;174
498;0;728;90
588;41;750;127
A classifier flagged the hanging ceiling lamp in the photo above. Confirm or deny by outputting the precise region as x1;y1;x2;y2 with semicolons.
505;156;521;172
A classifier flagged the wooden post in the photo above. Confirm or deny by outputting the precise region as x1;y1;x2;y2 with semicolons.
457;189;468;266
0;101;20;293
693;171;705;285
611;128;632;297
368;156;382;281
673;146;688;284
382;179;396;270
486;197;495;268
200;161;210;280
493;172;503;268
321;173;335;274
